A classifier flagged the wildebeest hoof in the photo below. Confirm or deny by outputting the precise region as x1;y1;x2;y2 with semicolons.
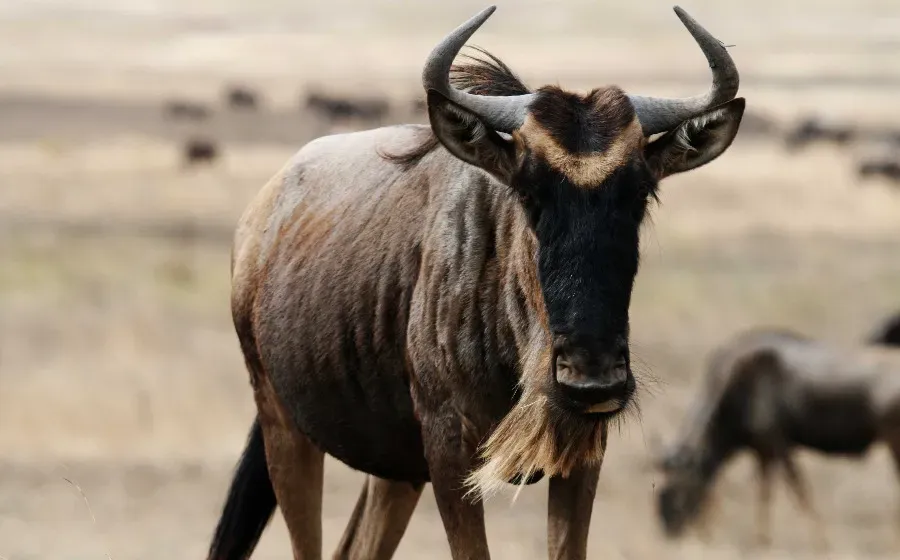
507;470;545;485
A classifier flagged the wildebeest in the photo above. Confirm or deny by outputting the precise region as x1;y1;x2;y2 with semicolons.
857;156;900;184
868;312;900;346
207;5;745;559
655;328;900;546
183;138;219;165
784;116;856;152
305;90;391;123
163;99;210;121
225;85;260;110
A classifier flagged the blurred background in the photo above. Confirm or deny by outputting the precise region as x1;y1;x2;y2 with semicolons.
2;0;900;558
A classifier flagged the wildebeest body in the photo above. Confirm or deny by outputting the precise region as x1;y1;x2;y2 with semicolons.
233;125;529;482
781;380;877;456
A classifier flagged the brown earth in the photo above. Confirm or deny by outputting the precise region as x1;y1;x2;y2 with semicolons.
2;1;900;559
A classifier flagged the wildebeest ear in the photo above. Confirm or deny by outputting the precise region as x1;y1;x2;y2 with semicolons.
426;89;519;182
643;97;745;180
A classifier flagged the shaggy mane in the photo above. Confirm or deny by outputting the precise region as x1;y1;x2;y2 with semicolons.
381;47;531;168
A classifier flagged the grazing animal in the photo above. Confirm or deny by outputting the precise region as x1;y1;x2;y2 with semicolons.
226;86;260;110
868;312;900;347
857;156;900;184
164;100;210;121
305;91;391;123
183;138;219;165
208;5;745;560
655;328;900;546
784;116;855;151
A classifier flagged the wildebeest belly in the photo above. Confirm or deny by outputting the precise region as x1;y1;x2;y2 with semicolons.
788;389;877;456
247;143;434;482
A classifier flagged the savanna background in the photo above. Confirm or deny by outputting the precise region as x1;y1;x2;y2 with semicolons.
2;0;900;558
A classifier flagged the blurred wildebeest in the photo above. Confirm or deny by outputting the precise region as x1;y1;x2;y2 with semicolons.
163;100;210;121
868;312;900;346
857;156;900;183
784;116;856;151
305;90;390;123
183;138;219;166
225;85;260;110
655;328;900;547
207;6;745;560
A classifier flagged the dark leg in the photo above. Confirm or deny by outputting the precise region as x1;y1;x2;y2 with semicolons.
256;377;325;560
422;411;491;560
755;456;774;547
781;453;828;551
333;476;424;560
547;461;603;559
693;492;717;543
884;434;900;549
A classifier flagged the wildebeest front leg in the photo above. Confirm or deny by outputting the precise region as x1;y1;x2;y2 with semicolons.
882;434;900;548
547;464;602;560
754;456;774;547
422;412;491;560
781;453;828;551
333;476;424;560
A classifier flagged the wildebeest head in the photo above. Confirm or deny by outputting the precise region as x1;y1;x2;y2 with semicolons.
655;445;716;537
423;6;744;416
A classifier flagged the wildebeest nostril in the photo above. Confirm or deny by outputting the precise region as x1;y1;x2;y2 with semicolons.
553;350;632;411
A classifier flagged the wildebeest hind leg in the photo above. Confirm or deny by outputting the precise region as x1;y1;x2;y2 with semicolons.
781;454;828;551
256;377;325;560
754;456;774;547
332;475;424;560
884;433;900;548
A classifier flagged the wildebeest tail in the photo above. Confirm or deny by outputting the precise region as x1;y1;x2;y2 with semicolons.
207;417;275;560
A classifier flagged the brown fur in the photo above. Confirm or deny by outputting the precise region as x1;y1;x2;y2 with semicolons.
518;113;643;188
255;371;325;559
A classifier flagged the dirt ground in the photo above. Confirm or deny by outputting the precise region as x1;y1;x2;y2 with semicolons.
2;1;900;559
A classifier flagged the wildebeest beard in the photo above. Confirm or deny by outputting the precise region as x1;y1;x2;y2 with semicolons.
464;324;638;499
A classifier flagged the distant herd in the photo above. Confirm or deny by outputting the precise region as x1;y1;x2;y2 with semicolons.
163;87;900;185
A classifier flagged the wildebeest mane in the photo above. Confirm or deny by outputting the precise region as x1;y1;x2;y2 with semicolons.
380;47;531;168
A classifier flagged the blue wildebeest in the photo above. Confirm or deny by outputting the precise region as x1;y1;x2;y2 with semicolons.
207;5;745;559
655;328;900;547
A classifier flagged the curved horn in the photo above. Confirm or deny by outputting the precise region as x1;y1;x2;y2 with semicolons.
422;6;536;132
627;6;740;136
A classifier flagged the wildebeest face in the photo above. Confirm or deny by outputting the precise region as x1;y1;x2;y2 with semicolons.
656;453;712;538
428;85;745;415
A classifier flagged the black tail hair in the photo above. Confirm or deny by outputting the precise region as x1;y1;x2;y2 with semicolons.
207;417;275;560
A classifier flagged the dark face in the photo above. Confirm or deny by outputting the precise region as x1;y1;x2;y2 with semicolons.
511;87;656;414
427;80;746;416
656;462;710;538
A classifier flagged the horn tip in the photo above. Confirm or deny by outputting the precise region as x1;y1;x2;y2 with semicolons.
672;6;695;25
